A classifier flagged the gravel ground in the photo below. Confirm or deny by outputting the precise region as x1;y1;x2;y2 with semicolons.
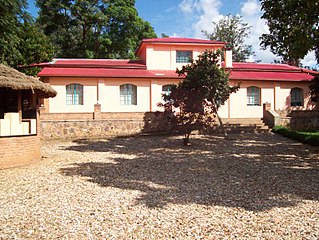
0;132;318;239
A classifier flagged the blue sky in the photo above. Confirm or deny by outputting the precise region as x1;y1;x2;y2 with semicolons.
27;0;317;66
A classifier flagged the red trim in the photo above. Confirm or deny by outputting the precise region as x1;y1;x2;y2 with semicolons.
38;68;182;79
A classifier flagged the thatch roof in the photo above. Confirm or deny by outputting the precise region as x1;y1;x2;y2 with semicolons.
0;64;56;98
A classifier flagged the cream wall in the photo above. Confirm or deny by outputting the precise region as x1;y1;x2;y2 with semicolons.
46;77;313;117
144;44;221;70
151;79;180;111
227;81;275;118
48;77;98;113
275;82;313;110
102;78;150;112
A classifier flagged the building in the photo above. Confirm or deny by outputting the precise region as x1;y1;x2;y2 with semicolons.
35;38;316;138
0;64;56;169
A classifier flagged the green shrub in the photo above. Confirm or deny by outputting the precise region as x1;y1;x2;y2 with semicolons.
272;126;319;146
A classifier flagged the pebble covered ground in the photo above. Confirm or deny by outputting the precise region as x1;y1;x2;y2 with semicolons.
0;132;318;239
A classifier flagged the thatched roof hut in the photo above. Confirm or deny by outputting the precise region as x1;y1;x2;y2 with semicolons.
0;64;56;98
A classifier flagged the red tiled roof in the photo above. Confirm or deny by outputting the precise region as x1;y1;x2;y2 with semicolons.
36;58;315;82
136;38;226;55
227;62;315;81
231;62;301;71
38;68;181;79
36;59;147;69
140;37;226;45
229;71;314;81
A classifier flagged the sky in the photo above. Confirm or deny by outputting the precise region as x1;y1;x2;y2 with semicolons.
27;0;317;67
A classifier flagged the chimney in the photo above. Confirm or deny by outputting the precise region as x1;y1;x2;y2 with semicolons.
225;49;233;68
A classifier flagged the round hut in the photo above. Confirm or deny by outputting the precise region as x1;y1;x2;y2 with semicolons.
0;64;56;169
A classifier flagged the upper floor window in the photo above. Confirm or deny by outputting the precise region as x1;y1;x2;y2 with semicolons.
247;86;261;106
120;84;137;105
162;85;172;97
66;84;83;105
176;50;192;63
291;88;303;106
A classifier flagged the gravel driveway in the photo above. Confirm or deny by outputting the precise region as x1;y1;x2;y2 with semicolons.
0;132;318;239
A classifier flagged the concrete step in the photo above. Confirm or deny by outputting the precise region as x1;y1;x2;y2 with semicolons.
211;118;270;134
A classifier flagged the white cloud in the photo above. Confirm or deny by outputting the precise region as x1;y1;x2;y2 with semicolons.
179;0;223;38
179;0;195;14
241;0;259;17
301;51;318;68
240;0;277;63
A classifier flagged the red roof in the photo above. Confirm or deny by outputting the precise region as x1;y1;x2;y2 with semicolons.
136;37;226;55
36;58;315;82
38;67;181;79
35;59;146;69
227;62;315;81
229;71;313;81
231;62;301;71
140;37;226;45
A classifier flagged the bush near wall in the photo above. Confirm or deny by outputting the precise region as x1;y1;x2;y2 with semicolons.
272;126;319;146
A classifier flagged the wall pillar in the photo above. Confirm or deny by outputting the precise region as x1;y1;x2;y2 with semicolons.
93;103;101;120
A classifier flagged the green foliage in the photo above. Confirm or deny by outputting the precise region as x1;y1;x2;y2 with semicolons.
203;15;254;62
18;22;55;75
160;50;239;145
272;126;319;146
260;0;319;66
36;0;157;59
0;0;54;75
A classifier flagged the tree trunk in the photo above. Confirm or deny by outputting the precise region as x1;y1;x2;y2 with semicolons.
212;99;228;139
183;132;191;146
216;111;228;139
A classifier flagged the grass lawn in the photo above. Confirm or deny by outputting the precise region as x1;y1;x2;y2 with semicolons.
272;126;319;146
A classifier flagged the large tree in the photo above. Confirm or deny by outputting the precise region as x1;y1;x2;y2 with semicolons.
0;0;54;74
36;0;157;59
260;0;319;66
159;50;239;145
203;15;254;62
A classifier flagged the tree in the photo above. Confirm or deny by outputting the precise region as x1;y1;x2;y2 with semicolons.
203;15;254;62
0;0;54;75
17;21;55;75
36;0;157;59
159;50;239;145
260;0;319;66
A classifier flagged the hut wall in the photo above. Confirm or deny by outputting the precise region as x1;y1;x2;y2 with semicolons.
0;135;40;169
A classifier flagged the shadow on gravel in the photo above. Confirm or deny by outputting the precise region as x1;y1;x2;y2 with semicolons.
60;133;319;211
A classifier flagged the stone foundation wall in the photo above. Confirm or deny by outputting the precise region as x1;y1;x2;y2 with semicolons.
0;135;40;169
288;110;319;131
40;120;145;139
40;111;171;139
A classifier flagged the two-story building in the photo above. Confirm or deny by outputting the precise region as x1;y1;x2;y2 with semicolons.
36;37;315;138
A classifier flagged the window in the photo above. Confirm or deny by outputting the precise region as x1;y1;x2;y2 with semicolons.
66;84;83;105
291;88;303;106
247;86;261;106
162;85;172;97
176;50;192;63
120;84;137;105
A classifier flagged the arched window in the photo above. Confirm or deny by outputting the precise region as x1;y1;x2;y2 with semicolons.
162;85;172;97
247;86;261;106
66;84;83;105
291;88;303;106
120;84;137;105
